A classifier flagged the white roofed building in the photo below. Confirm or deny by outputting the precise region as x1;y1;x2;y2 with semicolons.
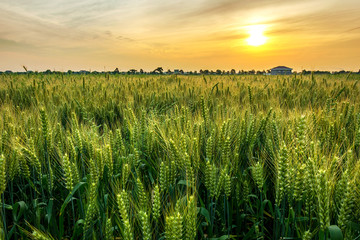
270;66;292;75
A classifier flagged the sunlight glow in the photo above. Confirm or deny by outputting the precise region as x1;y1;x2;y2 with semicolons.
246;25;267;47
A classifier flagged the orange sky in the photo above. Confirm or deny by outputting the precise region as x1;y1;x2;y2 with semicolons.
1;0;360;72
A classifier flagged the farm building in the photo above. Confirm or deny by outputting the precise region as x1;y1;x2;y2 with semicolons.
271;66;292;75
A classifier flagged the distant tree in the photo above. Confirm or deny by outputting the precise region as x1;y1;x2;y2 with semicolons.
140;69;144;74
67;70;72;74
302;69;311;75
167;69;172;74
216;69;222;75
153;67;163;74
114;68;120;74
200;69;204;74
179;69;184;74
203;70;209;75
45;69;52;74
231;69;236;75
128;69;137;74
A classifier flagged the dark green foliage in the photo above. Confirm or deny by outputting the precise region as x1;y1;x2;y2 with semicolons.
0;73;359;239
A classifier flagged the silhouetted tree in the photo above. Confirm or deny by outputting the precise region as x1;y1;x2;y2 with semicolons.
153;67;163;74
139;69;144;74
128;69;137;74
114;68;120;74
231;69;236;75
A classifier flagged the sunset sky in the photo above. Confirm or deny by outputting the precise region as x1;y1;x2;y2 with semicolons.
1;0;360;72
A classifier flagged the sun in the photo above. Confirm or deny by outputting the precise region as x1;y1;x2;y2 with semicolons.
246;25;267;47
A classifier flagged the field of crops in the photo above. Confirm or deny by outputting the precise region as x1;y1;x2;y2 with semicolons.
0;73;360;240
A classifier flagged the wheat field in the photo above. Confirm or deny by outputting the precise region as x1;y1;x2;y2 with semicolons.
0;72;360;240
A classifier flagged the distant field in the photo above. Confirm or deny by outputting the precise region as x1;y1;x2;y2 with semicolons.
0;73;360;239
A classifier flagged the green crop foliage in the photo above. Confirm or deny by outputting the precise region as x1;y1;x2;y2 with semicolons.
0;72;359;239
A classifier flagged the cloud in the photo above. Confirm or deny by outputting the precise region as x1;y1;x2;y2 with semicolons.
116;36;135;42
346;27;360;32
0;38;40;52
